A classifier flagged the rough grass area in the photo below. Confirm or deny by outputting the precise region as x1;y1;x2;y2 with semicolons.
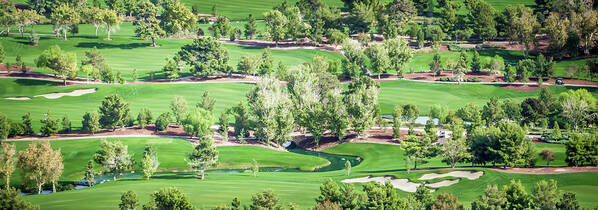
21;142;598;209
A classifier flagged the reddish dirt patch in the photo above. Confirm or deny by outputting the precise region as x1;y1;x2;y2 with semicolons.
491;166;598;174
11;124;188;140
0;64;32;72
294;128;421;151
500;84;544;91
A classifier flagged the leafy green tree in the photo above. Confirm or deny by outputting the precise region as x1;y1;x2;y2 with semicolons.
83;7;104;37
504;5;537;57
101;9;121;40
341;40;366;77
465;0;497;40
85;160;95;186
211;16;231;39
248;76;294;145
237;54;260;75
197;91;216;112
503;179;533;209
565;132;598;166
119;190;138;210
35;45;78;86
517;59;534;83
520;98;548;126
345;160;351;176
40;113;60;137
142;153;155;180
162;58;179;81
218;112;230;141
178;37;229;77
504;64;516;83
345;77;379;137
550;123;561;140
471;185;507;210
533;179;559;210
490;122;536;167
250;189;282;210
187;137;218;180
0;113;10;140
17;141;55;194
557;192;581;210
540;148;555;166
93;139;133;180
438;0;459;40
392;106;402;139
244;14;257;39
429;53;442;76
0;187;39;210
99;94;130;130
0;44;4;64
0;143;16;189
82;46;105;71
534;53;555;79
232;101;251;139
481;97;505;126
143;187;195;210
61;115;71;133
573;10;598;55
471;50;481;73
362;181;406;209
160;0;196;35
424;25;445;48
431;193;463;210
155;113;171;131
545;12;569;58
170;96;188;124
263;10;288;45
14;9;43;38
82;111;101;134
135;16;164;47
181;108;215;138
324;89;349;142
251;159;259;177
441;136;471;168
347;2;376;34
377;0;416;39
365;44;390;79
137;108;153;129
259;48;274;75
326;29;348;46
51;4;80;40
403;135;437;169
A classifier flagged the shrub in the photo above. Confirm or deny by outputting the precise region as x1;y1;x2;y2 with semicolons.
155;113;171;131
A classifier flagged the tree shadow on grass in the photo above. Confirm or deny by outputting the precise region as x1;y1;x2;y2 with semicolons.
478;50;526;62
76;42;149;49
14;78;58;86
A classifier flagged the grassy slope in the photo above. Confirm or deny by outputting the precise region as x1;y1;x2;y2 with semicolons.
0;23;342;81
7;137;329;183
0;78;251;130
23;142;598;209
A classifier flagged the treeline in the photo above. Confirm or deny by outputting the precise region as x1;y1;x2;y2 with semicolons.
110;178;586;210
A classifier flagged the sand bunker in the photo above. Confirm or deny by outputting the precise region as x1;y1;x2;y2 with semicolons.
34;88;96;99
342;171;483;192
419;171;484;180
5;97;31;100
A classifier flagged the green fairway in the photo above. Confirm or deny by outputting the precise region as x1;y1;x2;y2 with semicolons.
0;23;342;81
377;80;598;114
0;78;251;130
7;137;330;184
21;142;598;209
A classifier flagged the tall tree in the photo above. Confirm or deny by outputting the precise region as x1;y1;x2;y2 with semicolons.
248;76;294;145
101;9;121;40
471;185;507;210
99;94;130;130
392;106;402;139
465;0;497;40
365;44;390;79
14;9;43;38
178;37;230;77
263;10;288;45
160;0;197;35
51;4;80;40
504;5;537;57
0;187;39;210
135;16;165;47
40;113;60;137
384;38;414;77
545;12;569;58
244;14;257;39
197;91;216;112
83;7;104;37
0;143;16;189
431;193;463;210
259;48;274;75
503;180;533;209
93;139;133;180
82;111;101;134
187;137;218;180
18;141;54;194
35;45;78;86
441;136;471;168
345;77;379;137
181;108;215;138
572;10;598;55
119;190;138;210
85;160;95;186
533;179;559;210
403;135;437;169
47;147;63;193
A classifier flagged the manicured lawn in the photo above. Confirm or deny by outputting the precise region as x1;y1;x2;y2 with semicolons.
7;137;329;184
0;78;252;130
377;80;598;114
0;23;343;81
22;142;598;209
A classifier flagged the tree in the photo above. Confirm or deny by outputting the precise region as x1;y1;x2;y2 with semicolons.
431;193;463;210
155;113;171;131
142;153;155;180
489;55;504;75
565;132;597;166
361;181;406;209
178;37;230;77
365;44;390;79
504;64;516;83
517;59;534;83
471;50;482;73
251;159;259;177
47;147;63;193
559;89;596;130
263;10;288;45
441;137;471;168
119;190;138;210
187;137;218;180
545;12;570;58
237;54;260;75
377;0;416;39
218;112;230;141
211;16;231;39
160;0;196;35
403;135;437;169
143;187;195;210
0;143;16;189
197;91;216;112
14;9;43;38
181;108;215;138
259;48;274;75
51;4;80;40
94;139;133;180
425;25;446;48
347;2;376;34
482;97;505;126
429;53;442;76
345;77;379;137
0;187;39;210
557;192;581;210
392;106;402;139
504;5;537;57
0;113;10;140
244;14;257;39
83;7;104;37
82;47;105;72
170;96;188;124
535;53;555;78
324;88;349;142
85;160;95;186
82;111;101;134
35;45;78;86
0;44;4;64
520;98;548;126
573;10;598;55
503;179;533;209
250;189;282;210
162;58;179;81
100;9;121;40
135;16;164;47
471;185;507;210
60;115;71;133
137;108;153;129
550;123;562;140
18;141;53;194
248;76;294;145
533;179;559;210
491;122;536;167
540;148;555;166
40;113;60;137
344;160;351;176
465;0;497;40
99;94;130;130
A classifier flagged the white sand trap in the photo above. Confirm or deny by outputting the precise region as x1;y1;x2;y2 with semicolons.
341;176;422;192
5;97;31;100
34;88;96;99
419;171;484;180
427;179;460;188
